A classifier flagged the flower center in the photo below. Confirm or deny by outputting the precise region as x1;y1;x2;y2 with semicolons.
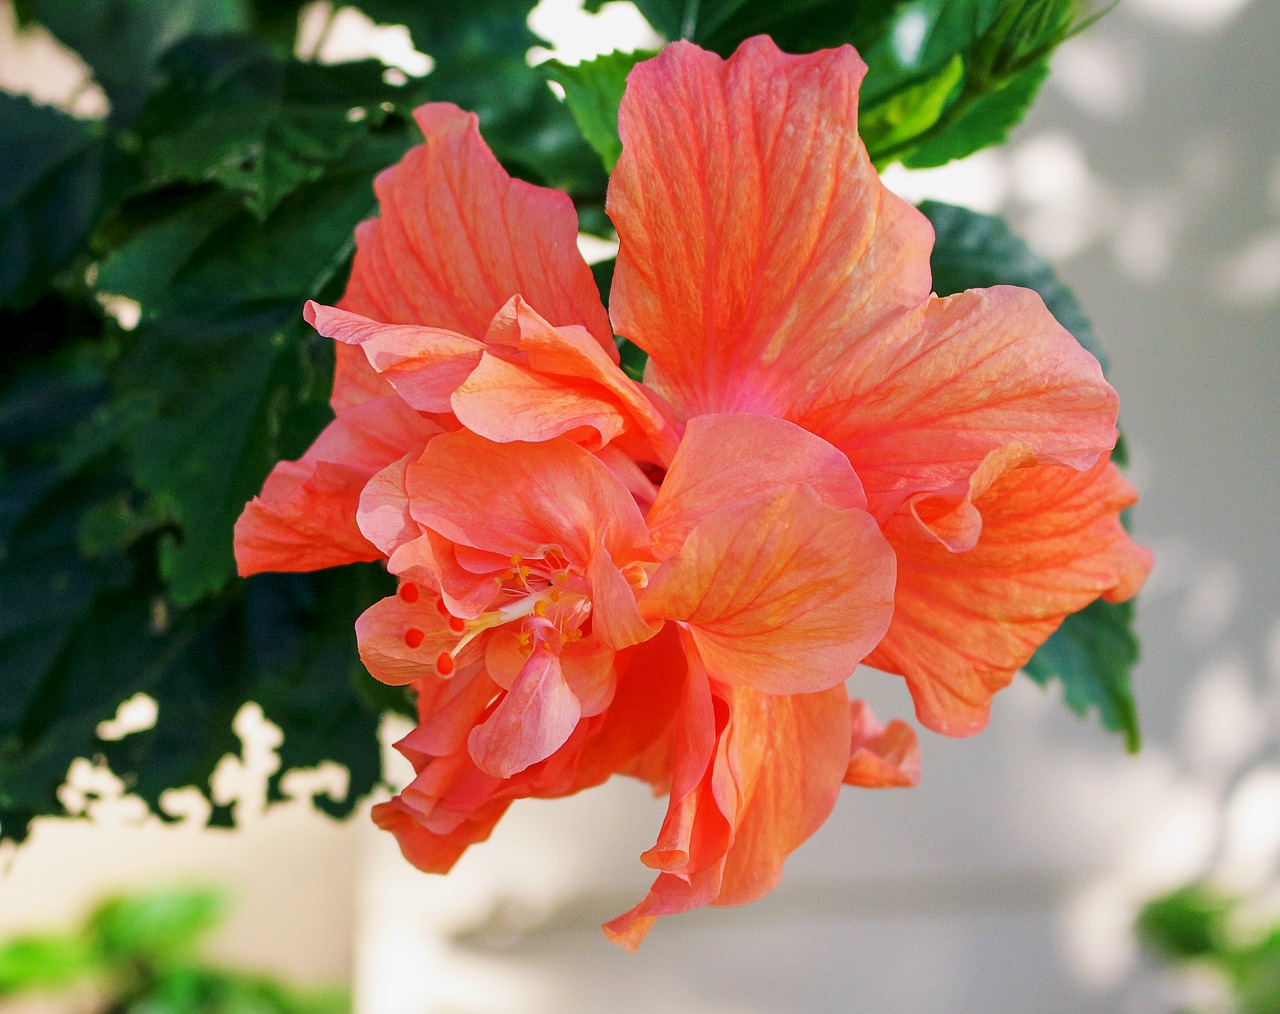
452;552;591;660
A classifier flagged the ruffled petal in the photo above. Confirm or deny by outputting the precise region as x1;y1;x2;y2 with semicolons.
867;454;1154;736
843;699;921;788
608;37;932;420
307;302;485;414
641;485;895;695
793;286;1119;519
452;297;678;463
604;657;852;949
714;683;852;906
234;396;440;576
340;104;612;351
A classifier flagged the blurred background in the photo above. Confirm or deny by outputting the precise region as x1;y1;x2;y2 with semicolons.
1;0;1277;1011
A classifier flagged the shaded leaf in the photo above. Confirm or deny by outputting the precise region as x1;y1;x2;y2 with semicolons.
0;95;106;309
137;38;425;219
21;0;249;126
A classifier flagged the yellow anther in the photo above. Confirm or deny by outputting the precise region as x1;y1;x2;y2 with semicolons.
518;565;531;580
510;554;522;566
518;631;531;647
533;600;549;617
549;589;561;603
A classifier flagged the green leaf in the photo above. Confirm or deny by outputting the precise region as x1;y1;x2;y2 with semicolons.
103;126;417;605
1022;599;1141;752
0;933;99;996
898;60;1050;168
21;0;250;126
546;50;655;172
1136;885;1232;961
859;0;1090;168
90;889;225;964
0;95;106;309
137;38;425;220
859;54;964;164
623;0;904;51
922;200;1139;749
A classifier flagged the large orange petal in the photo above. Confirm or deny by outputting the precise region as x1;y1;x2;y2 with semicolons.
793;286;1120;519
340;104;612;351
234;396;440;576
608;38;932;420
644;413;866;558
868;455;1154;736
406;431;650;566
641;486;894;695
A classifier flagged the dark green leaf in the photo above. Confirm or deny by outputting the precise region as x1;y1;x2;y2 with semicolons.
22;0;249;126
0;95;106;309
859;0;1087;168
625;0;903;50
137;38;425;219
1022;599;1141;752
546;50;655;172
104;127;416;605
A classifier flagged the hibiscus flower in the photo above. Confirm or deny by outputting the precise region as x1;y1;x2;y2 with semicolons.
234;35;1151;948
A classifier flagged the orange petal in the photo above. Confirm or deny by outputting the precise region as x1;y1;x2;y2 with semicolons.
794;287;1119;520
339;104;612;352
452;298;678;463
605;666;852;948
843;699;921;788
642;486;895;695
714;683;852;907
406;431;650;566
356;453;419;559
355;591;458;686
467;643;583;778
307;302;486;414
868;455;1154;736
234;396;439;576
608;38;932;420
645;413;866;558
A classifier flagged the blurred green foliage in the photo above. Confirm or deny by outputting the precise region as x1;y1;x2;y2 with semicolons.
1138;885;1280;1014
0;0;1139;846
0;885;350;1013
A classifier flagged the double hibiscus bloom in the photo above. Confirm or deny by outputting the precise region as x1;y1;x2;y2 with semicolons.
235;38;1151;947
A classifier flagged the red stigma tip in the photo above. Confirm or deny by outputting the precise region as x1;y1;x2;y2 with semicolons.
448;616;466;633
435;651;455;675
403;628;425;649
399;583;420;603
